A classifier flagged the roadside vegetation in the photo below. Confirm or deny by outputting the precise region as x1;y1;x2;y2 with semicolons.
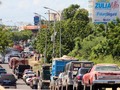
0;4;120;65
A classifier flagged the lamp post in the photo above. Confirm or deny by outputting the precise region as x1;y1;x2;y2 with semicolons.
44;6;62;57
34;13;47;63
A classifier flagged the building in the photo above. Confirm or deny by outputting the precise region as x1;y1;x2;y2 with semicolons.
88;0;120;24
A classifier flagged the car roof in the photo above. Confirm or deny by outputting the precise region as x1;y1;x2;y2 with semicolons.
0;68;6;70
0;73;15;77
95;64;118;66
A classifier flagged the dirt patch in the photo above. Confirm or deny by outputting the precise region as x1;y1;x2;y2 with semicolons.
28;56;41;72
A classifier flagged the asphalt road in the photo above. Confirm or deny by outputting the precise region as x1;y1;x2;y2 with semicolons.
1;64;32;90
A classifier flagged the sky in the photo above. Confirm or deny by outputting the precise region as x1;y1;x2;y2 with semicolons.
0;0;89;26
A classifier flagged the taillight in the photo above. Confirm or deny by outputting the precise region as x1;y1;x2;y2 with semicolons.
77;76;81;80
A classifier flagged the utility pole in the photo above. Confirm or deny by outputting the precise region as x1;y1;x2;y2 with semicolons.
44;6;62;57
34;13;48;63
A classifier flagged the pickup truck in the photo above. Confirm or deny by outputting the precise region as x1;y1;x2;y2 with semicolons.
38;64;51;89
15;65;32;79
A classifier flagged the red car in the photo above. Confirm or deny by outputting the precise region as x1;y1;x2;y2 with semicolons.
82;64;120;90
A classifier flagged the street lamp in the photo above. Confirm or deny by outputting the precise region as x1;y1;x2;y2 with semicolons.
34;13;48;63
44;6;62;57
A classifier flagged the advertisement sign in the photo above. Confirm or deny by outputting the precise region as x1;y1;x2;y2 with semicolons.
93;0;120;24
34;15;40;25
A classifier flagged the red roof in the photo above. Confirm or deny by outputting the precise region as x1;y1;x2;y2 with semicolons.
24;26;38;30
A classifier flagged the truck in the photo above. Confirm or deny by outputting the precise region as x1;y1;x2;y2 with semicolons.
9;57;28;73
50;55;78;90
38;64;51;89
15;64;32;79
62;61;94;90
8;55;21;69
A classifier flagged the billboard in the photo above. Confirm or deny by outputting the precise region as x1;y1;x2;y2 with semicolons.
34;15;40;25
93;0;120;24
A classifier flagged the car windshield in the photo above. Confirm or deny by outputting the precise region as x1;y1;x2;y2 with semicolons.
0;74;15;80
0;69;6;72
95;66;120;71
79;68;89;74
26;71;34;74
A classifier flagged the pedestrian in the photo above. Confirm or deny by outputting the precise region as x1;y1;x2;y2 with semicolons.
38;54;40;61
35;52;37;61
38;70;40;77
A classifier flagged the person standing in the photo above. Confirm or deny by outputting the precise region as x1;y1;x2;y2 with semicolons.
38;54;40;61
35;52;37;61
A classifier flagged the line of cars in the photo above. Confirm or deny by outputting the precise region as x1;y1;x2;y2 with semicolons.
54;63;120;90
22;68;40;89
54;61;94;90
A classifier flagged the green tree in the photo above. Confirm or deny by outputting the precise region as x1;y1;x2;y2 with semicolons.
0;27;13;54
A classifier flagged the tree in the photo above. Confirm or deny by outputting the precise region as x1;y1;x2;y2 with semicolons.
0;27;13;54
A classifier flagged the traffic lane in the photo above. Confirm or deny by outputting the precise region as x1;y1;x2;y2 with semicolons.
1;64;32;90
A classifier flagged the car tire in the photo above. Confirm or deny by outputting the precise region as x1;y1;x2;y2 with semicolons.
66;85;73;90
62;86;66;90
58;86;61;90
14;85;17;89
112;87;117;90
73;86;76;90
90;85;98;90
83;85;90;90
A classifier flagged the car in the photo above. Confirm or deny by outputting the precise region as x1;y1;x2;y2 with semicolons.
25;75;33;85
8;54;21;62
21;51;32;58
0;74;17;88
23;70;35;81
62;61;94;90
0;68;7;75
29;75;39;89
82;64;120;90
55;72;64;90
23;69;33;75
73;68;90;90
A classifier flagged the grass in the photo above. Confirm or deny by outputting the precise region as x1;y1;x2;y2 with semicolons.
28;56;41;72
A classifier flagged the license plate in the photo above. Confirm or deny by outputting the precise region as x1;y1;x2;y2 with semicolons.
108;81;115;84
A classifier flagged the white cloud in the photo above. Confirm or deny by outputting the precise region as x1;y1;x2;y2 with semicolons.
18;0;30;9
33;0;41;6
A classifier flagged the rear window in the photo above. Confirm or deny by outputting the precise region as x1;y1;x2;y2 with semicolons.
95;66;120;71
83;63;93;68
80;68;89;74
0;69;6;72
73;63;81;71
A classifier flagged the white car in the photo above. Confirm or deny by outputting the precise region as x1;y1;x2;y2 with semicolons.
23;71;35;81
25;76;33;85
